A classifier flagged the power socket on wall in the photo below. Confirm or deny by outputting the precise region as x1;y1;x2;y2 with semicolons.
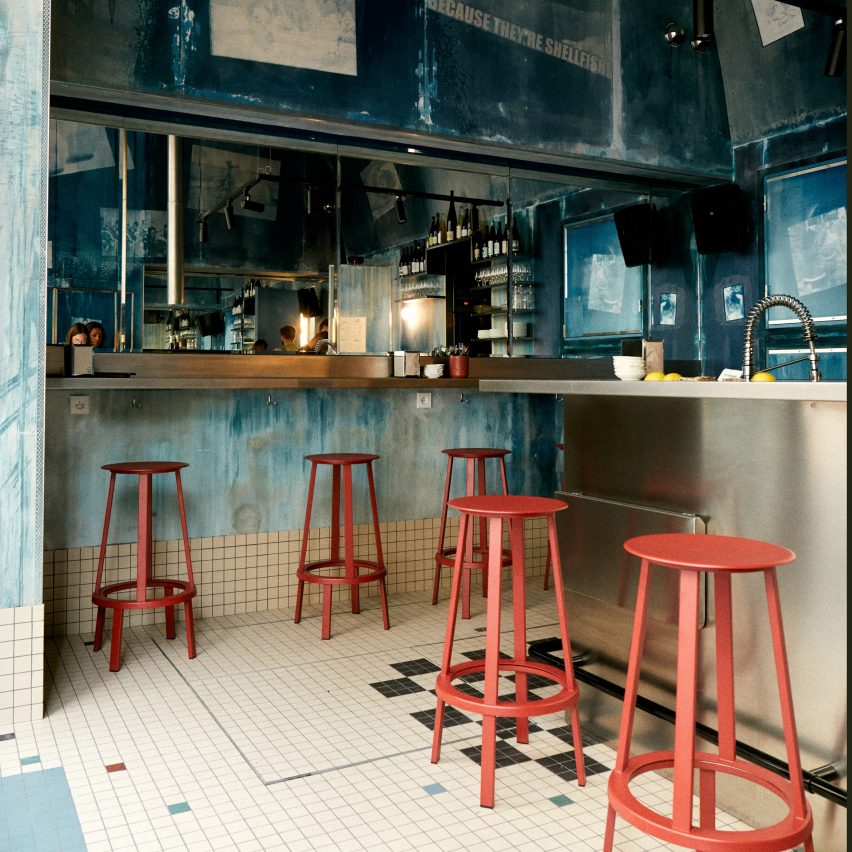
69;396;91;414
416;392;432;409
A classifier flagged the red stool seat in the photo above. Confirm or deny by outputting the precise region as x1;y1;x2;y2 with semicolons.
294;453;389;639
92;461;197;672
431;494;585;808
432;448;511;619
604;533;814;852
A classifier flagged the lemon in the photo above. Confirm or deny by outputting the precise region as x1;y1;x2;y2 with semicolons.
643;371;665;381
663;372;682;381
751;371;776;382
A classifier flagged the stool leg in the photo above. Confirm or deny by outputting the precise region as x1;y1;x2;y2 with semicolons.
321;585;332;640
764;568;812;837
295;462;318;624
174;470;195;589
184;600;196;659
605;560;652;852
93;473;117;652
331;463;341;564
109;609;124;672
460;458;476;618
432;456;454;605
343;463;360;615
509;516;529;744
164;583;176;640
480;515;505;808
672;569;700;834
476;458;488;600
548;515;585;785
137;473;153;603
432;513;470;764
366;462;390;630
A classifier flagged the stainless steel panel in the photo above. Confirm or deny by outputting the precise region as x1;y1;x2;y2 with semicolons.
556;492;705;690
561;394;847;803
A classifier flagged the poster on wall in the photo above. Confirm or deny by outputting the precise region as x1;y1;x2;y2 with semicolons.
209;0;357;76
100;209;168;259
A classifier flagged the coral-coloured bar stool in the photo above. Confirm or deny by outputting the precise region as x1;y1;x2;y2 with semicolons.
604;533;814;852
542;442;564;590
294;453;390;640
432;448;511;619
432;494;586;808
92;462;197;672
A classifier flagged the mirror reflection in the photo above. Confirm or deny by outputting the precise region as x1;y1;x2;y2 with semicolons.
48;117;669;358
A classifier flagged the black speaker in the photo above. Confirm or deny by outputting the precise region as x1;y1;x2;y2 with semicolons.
297;287;321;317
690;184;745;254
614;203;654;267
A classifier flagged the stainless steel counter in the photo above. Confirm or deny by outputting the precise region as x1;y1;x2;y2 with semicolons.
481;378;847;402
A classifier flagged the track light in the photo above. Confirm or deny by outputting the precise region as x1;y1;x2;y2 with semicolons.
241;191;265;213
198;218;208;244
395;194;407;224
691;0;713;51
825;16;846;77
224;203;235;230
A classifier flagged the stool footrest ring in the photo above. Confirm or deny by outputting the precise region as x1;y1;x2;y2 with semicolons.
92;579;196;610
435;658;579;718
608;750;814;852
298;559;386;586
435;546;512;570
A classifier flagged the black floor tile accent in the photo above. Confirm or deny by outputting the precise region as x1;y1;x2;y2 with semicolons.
535;751;610;782
411;705;473;731
509;672;557;691
391;658;440;677
477;716;543;740
369;677;427;698
0;732;15;741
547;725;601;748
461;649;510;661
461;739;532;768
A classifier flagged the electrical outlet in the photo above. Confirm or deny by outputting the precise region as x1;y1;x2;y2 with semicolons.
416;391;432;409
70;395;91;415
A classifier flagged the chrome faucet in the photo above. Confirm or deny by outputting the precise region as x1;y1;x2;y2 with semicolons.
313;339;337;355
742;294;820;382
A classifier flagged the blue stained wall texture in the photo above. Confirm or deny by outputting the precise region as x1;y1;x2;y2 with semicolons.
0;2;48;608
44;389;562;549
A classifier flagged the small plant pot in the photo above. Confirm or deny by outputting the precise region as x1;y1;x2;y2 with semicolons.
448;355;469;378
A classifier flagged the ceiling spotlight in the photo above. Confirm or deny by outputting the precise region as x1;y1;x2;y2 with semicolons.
241;192;265;213
198;218;208;244
223;202;235;230
395;194;407;224
825;16;846;77
664;23;686;47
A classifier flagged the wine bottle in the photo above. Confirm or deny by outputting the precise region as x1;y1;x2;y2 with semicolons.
400;245;409;276
511;217;521;253
438;212;446;245
473;229;482;261
446;191;457;242
498;222;507;256
487;223;497;258
460;207;469;239
415;241;423;273
428;215;436;247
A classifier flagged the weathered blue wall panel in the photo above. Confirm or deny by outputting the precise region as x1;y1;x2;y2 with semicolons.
44;389;561;548
0;2;48;607
50;1;735;178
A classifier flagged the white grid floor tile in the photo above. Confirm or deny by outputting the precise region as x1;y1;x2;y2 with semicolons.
0;585;766;850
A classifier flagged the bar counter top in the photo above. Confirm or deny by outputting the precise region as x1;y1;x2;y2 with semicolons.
480;378;847;402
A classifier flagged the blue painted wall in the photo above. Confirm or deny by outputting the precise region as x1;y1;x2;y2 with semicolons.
51;0;733;177
0;2;48;608
44;389;562;548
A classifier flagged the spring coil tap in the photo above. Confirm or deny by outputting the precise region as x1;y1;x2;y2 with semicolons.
742;294;821;382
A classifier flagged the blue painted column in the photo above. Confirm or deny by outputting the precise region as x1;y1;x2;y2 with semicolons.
0;0;49;725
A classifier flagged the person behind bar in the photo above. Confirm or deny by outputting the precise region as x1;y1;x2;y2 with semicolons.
250;339;268;353
301;318;329;352
65;322;89;345
86;320;106;349
278;324;299;352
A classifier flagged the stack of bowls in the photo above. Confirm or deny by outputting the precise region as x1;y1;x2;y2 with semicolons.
423;363;444;379
613;355;646;381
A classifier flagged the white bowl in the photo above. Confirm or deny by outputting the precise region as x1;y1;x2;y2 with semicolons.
614;367;646;381
613;355;645;366
423;364;444;378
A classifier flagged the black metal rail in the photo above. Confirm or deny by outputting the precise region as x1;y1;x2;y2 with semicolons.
528;637;847;808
